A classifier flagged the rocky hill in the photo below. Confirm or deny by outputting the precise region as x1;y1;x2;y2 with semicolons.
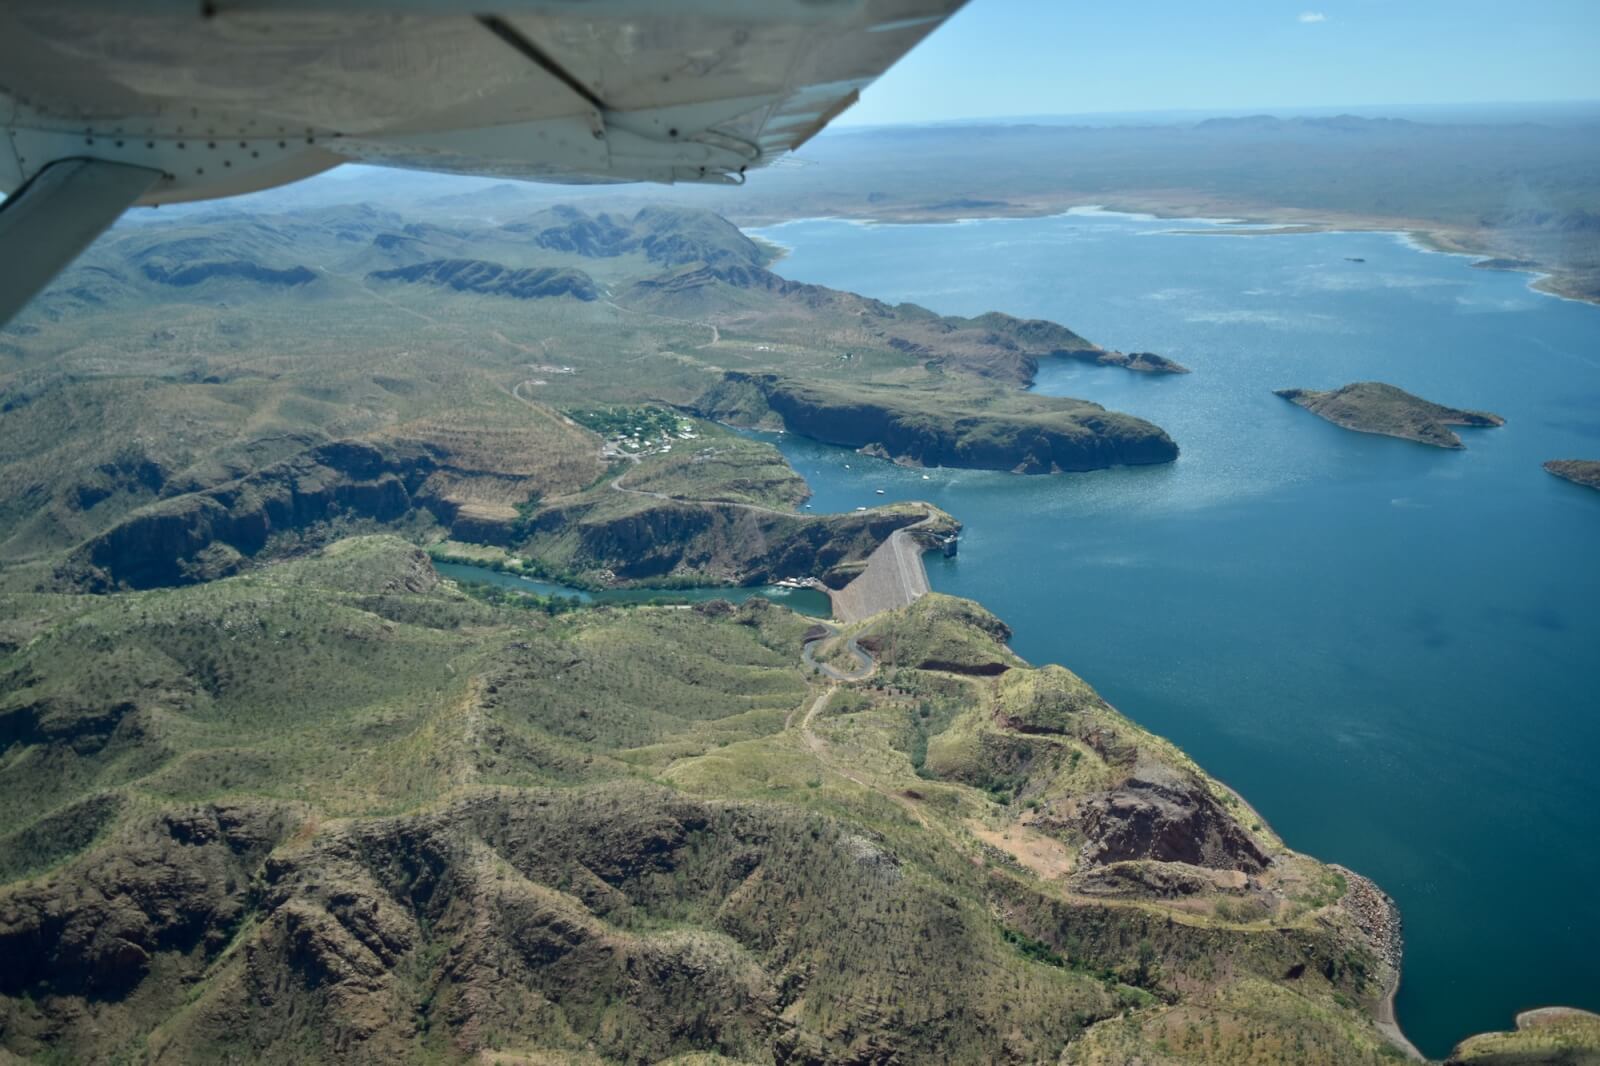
0;540;1417;1064
499;203;768;269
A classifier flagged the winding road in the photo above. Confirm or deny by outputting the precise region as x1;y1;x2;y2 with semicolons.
801;621;875;681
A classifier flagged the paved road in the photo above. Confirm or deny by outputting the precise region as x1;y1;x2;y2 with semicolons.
887;526;931;601
801;621;875;681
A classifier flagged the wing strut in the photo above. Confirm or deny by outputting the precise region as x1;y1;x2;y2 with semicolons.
0;158;162;327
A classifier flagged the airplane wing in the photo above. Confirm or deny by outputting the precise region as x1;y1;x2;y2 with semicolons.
0;0;965;326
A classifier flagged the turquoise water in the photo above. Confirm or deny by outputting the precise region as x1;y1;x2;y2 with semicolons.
753;210;1600;1058
434;561;833;617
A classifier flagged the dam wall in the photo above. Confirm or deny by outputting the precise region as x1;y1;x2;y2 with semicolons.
831;527;933;623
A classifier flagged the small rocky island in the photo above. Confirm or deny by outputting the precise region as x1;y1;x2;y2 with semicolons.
1275;381;1504;449
1543;459;1600;491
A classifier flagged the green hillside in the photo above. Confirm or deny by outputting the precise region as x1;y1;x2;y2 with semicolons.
2;198;1565;1063
1;539;1410;1064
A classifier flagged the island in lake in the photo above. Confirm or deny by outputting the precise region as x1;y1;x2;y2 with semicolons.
1275;381;1504;449
1543;459;1600;491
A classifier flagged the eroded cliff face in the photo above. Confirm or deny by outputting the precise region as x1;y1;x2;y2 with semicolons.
0;804;295;1018
1066;758;1271;873
518;495;935;588
699;373;1179;473
63;441;439;590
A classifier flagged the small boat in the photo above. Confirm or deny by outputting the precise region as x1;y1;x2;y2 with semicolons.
875;488;885;495
922;474;930;480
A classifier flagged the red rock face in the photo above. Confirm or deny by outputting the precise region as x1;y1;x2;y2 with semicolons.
1067;761;1270;873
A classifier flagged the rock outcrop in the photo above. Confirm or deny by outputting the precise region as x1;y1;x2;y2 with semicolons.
1065;758;1270;872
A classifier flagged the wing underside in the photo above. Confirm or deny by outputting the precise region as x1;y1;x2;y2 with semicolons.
0;0;963;325
0;0;965;200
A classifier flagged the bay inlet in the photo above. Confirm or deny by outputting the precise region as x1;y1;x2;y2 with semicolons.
752;210;1600;1058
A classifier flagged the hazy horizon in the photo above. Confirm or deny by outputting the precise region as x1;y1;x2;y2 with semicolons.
829;98;1600;131
836;0;1600;127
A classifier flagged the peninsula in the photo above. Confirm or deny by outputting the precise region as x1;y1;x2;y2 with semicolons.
1543;459;1600;491
1275;381;1505;449
1450;1007;1600;1064
700;373;1179;473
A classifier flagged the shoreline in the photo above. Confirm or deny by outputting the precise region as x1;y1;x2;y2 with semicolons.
738;199;1598;308
742;213;1599;1059
890;529;1428;1059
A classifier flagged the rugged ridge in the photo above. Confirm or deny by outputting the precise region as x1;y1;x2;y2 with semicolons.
499;203;768;269
516;495;946;589
140;260;318;288
367;259;599;301
627;261;1188;383
0;550;1421;1063
698;372;1179;473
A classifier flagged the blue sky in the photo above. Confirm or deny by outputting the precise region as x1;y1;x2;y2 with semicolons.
841;0;1600;124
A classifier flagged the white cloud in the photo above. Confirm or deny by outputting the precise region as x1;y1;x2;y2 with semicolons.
1298;11;1328;22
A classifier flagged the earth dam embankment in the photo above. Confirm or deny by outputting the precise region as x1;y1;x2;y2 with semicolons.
830;512;951;622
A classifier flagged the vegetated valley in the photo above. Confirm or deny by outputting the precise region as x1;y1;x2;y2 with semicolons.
0;193;1585;1064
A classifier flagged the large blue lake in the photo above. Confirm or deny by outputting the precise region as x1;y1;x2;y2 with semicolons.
752;210;1600;1058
